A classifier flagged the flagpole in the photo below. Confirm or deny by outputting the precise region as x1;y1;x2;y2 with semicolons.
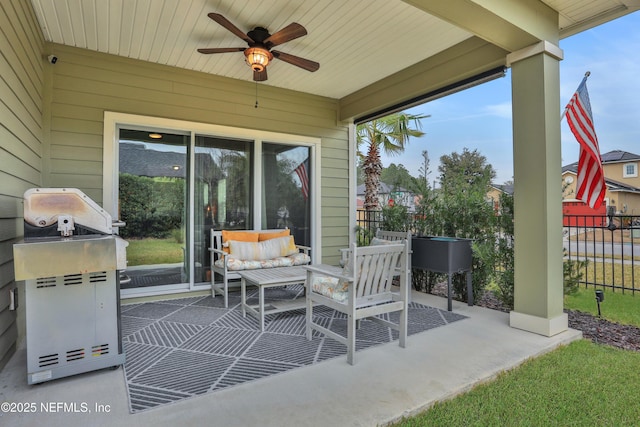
561;71;590;120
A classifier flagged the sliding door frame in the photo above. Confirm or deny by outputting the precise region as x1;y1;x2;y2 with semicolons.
103;112;322;299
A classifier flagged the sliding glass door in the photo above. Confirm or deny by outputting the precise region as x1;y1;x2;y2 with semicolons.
194;136;253;283
118;129;189;290
109;115;317;296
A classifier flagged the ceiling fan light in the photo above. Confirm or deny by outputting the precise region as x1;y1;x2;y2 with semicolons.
244;47;272;72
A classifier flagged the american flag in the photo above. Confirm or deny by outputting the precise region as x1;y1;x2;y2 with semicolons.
564;74;605;209
294;158;309;200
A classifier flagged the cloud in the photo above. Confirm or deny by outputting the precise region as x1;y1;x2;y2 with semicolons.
483;102;512;119
425;103;513;124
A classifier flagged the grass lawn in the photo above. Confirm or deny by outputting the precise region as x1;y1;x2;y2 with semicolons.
126;238;183;266
392;340;640;426
576;260;640;292
392;287;640;426
565;286;640;327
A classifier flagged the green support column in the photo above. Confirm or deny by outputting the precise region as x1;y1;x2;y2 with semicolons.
508;42;567;336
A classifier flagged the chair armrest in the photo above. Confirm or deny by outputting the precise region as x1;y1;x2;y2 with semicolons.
303;264;351;282
209;247;228;262
209;247;231;272
209;247;226;256
297;245;311;255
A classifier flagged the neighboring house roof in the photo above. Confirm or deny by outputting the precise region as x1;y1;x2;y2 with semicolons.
606;178;640;193
119;142;186;178
563;150;640;172
119;142;219;179
490;183;514;195
600;150;640;164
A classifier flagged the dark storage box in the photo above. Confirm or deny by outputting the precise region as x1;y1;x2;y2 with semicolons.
411;236;472;274
412;235;474;311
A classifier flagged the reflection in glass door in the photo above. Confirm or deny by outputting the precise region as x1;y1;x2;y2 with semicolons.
194;135;253;283
262;143;311;247
118;129;188;289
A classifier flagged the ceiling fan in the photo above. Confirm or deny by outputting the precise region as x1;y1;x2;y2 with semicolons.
197;13;320;81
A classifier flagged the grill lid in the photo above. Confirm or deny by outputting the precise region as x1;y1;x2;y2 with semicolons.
23;188;116;237
14;188;128;279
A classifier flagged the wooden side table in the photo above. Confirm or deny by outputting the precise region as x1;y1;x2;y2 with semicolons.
239;266;307;331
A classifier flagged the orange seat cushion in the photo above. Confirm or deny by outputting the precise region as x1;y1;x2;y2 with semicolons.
258;229;290;241
221;230;260;253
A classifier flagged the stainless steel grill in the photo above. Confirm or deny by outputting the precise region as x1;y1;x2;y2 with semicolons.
13;188;127;384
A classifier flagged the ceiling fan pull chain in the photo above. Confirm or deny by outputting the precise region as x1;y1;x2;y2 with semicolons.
255;82;259;108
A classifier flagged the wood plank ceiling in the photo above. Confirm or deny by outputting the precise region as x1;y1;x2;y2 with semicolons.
30;0;638;99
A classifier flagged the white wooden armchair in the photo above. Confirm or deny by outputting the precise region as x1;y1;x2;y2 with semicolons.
340;229;412;302
304;239;410;365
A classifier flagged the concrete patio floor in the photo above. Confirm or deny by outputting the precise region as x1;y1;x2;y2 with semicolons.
0;291;581;427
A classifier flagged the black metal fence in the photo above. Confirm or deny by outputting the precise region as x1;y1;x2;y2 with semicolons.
356;209;423;243
564;214;640;294
356;209;384;245
357;209;640;294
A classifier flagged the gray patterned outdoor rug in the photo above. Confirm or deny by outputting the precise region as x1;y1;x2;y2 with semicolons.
121;285;467;413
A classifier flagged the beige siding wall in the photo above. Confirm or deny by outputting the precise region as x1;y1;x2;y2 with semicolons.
46;43;349;263
561;172;577;200
613;192;640;216
603;161;640;187
0;0;44;370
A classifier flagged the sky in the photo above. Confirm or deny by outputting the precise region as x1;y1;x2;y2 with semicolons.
380;11;640;186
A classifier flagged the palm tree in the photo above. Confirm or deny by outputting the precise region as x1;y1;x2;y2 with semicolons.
357;112;428;209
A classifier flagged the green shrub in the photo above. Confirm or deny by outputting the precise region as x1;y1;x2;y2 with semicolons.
355;225;375;247
412;269;444;294
421;188;496;303
493;193;514;309
170;228;185;244
563;249;588;295
465;238;498;303
119;173;184;239
381;204;410;232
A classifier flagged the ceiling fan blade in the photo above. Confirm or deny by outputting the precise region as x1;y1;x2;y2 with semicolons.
264;23;307;48
207;13;254;44
253;69;268;82
197;47;246;54
272;51;319;72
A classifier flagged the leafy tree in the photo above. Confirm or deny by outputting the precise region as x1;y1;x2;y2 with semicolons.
417;150;431;190
413;148;498;302
381;163;414;191
439;148;496;193
357;112;428;209
432;148;496;237
412;149;436;237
